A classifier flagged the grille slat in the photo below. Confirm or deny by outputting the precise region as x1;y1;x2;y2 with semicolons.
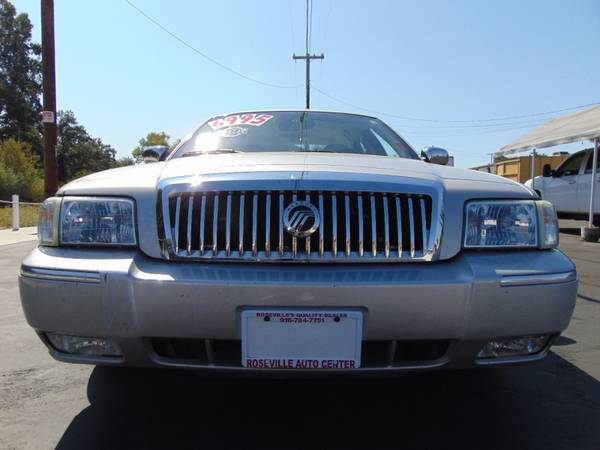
252;193;258;257
278;193;284;256
395;195;402;257
305;192;311;256
212;194;219;255
265;192;271;256
238;193;245;256
332;194;338;258
318;193;325;257
199;194;206;255
292;193;298;257
408;196;415;258
164;190;434;262
345;193;351;257
173;196;181;254
151;338;450;367
420;197;428;251
370;194;377;257
186;196;193;255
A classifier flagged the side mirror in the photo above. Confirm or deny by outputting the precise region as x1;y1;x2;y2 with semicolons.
421;146;450;165
542;164;552;177
142;145;168;163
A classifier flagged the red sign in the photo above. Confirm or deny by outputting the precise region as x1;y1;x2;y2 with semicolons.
41;111;55;123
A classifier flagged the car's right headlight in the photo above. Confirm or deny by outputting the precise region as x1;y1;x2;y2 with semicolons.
38;196;136;247
464;199;558;249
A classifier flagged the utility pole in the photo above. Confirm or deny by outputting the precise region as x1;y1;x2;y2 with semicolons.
292;53;324;109
41;0;58;197
292;0;323;109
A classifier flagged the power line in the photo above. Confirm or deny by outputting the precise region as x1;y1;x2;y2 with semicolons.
124;0;300;89
391;118;549;131
124;0;598;126
313;86;600;124
403;122;548;138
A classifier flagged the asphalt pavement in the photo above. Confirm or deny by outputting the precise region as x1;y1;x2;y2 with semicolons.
0;231;599;450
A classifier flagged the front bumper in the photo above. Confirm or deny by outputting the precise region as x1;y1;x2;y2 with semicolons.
19;247;577;373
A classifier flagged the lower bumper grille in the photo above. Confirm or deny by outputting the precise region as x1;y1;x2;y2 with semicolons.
150;338;450;368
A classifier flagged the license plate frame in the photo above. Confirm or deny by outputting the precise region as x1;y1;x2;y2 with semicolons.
241;309;363;369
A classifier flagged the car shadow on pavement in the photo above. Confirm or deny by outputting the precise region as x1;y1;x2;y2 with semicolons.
56;352;600;450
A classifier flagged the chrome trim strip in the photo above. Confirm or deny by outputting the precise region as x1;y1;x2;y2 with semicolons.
318;193;324;257
278;192;284;256
199;194;206;255
265;192;271;256
225;193;232;256
370;194;377;257
395;195;402;257
200;194;206;255
20;266;101;284
212;193;219;255
331;193;337;257
408;197;415;258
252;193;258;257
186;196;193;255
383;194;390;258
238;192;245;256
292;193;297;257
358;194;364;257
476;348;550;366
173;196;181;253
420;197;428;253
500;271;577;287
305;191;311;256
345;193;351;257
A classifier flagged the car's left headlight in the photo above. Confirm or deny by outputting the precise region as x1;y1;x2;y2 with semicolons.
464;200;558;249
38;196;136;246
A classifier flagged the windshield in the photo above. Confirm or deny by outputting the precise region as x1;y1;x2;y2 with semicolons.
171;111;418;159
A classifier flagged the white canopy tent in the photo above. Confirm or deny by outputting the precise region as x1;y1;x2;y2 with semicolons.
495;105;600;228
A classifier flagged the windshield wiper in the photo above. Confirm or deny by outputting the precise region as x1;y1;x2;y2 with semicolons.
181;149;241;157
294;149;335;153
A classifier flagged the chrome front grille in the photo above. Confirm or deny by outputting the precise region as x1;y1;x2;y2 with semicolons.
160;187;440;262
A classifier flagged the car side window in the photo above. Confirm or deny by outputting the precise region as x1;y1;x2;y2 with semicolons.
556;152;585;176
584;149;599;173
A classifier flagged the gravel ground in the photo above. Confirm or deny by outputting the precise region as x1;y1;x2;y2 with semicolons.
0;234;598;450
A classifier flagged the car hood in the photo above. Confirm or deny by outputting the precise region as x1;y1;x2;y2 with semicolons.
58;152;534;261
60;152;528;194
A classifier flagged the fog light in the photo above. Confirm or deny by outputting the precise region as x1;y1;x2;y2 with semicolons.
477;335;549;359
46;333;121;357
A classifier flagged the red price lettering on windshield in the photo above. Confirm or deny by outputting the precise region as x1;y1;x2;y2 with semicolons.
208;113;273;130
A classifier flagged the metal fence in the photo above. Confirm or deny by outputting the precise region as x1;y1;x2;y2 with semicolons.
0;195;42;231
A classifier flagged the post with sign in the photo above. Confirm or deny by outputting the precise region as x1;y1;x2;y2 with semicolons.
41;0;58;197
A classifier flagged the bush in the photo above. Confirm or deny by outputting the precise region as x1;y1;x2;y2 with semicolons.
0;204;40;229
0;138;44;202
0;161;22;200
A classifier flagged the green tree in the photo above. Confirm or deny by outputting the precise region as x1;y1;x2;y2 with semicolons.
57;110;117;183
132;131;171;161
0;0;42;153
115;156;135;167
0;138;43;201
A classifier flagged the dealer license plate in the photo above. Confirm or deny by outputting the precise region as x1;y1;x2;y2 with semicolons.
241;309;363;369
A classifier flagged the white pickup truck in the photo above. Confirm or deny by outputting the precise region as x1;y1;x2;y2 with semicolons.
527;147;599;224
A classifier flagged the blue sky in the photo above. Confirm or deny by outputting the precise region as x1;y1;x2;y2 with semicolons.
15;0;600;167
